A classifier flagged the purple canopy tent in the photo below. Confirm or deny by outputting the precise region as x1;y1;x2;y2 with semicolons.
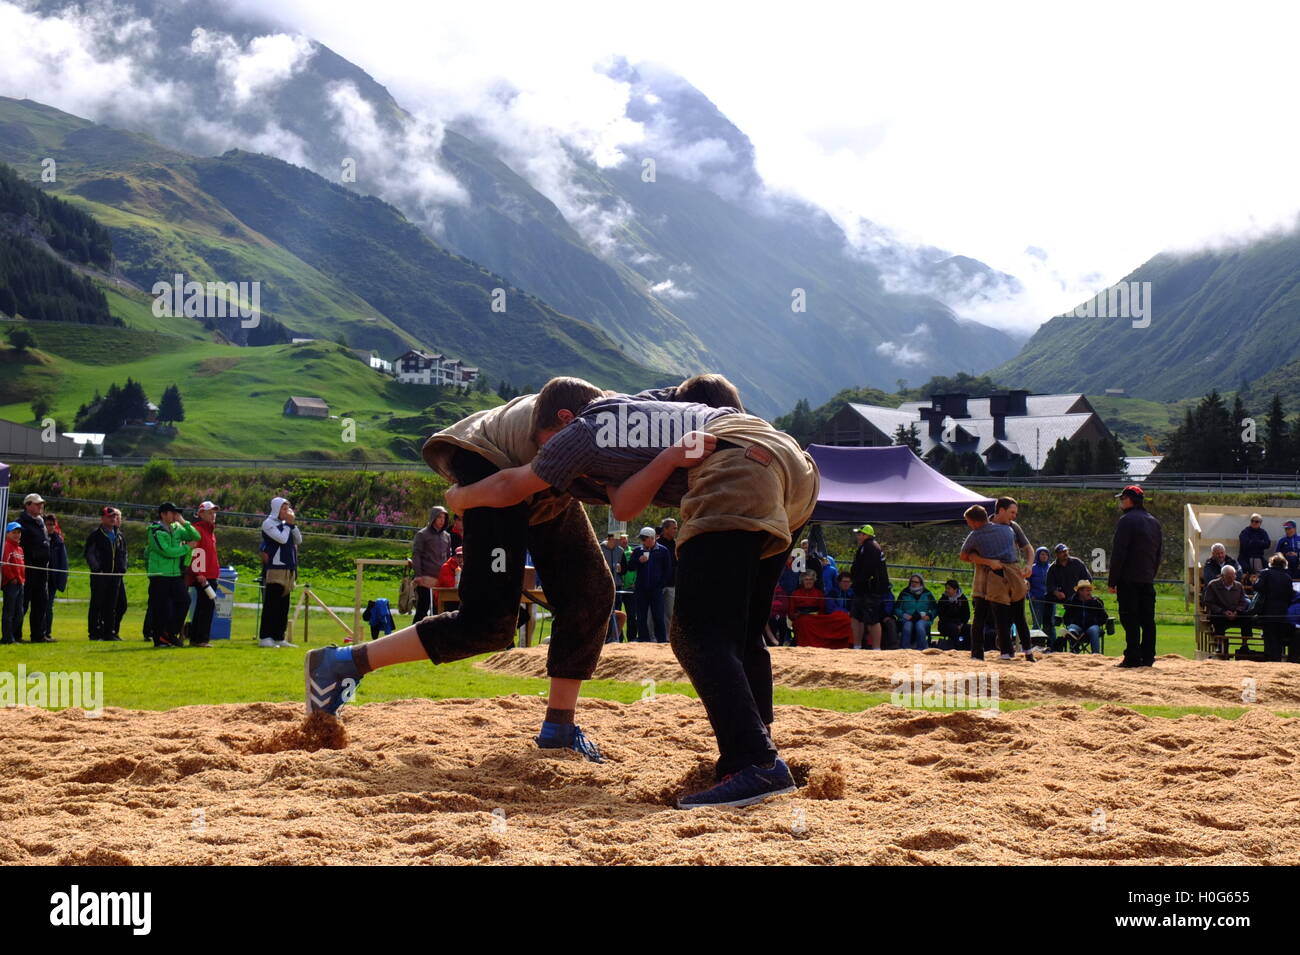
806;444;995;526
0;462;8;526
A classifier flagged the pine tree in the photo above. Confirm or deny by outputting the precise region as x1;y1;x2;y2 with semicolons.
1042;438;1072;476
159;384;184;424
1067;437;1093;475
1093;434;1126;474
892;422;921;454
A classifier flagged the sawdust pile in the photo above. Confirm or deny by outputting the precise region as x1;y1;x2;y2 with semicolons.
481;645;1300;710
2;693;1297;865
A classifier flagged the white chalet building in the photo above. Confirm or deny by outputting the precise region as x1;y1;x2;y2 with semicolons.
395;350;480;387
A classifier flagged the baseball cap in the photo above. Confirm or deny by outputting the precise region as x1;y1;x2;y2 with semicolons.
197;501;219;513
157;501;181;515
1115;485;1144;500
23;493;44;505
639;526;656;539
454;546;464;556
1286;521;1297;529
4;521;19;533
1054;543;1068;553
855;524;875;537
101;506;115;516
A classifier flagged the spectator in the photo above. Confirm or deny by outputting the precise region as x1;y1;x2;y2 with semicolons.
849;525;888;649
601;532;626;640
411;506;451;623
1238;514;1271;573
448;513;464;552
826;572;854;613
778;551;801;596
896;574;938;650
991;497;1036;660
936;578;971;649
819;553;840;596
85;507;128;642
880;586;900;650
17;493;51;643
799;537;824;580
1203;543;1240;584
789;570;823;615
959;504;1018;660
1;521;25;644
1277;520;1300;578
1045;543;1090;650
618;532;638;640
259;496;301;648
1204;564;1251;652
185;502;220;648
41;514;68;642
767;585;791;646
437;546;464;587
1108;485;1164;668
1028;546;1051;645
1061;580;1107;653
658;518;679;637
630;526;671;643
1255;553;1295;663
145;502;200;649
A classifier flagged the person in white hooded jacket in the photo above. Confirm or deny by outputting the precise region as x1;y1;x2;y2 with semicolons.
259;496;302;647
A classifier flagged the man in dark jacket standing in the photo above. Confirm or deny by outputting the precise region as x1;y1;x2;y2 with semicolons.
17;493;52;643
850;525;888;649
85;506;128;640
1108;485;1163;668
631;526;672;643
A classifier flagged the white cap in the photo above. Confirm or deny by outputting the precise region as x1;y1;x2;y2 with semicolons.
639;526;656;539
23;493;44;505
198;501;219;512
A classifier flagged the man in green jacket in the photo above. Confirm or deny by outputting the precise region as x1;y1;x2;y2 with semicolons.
145;501;200;648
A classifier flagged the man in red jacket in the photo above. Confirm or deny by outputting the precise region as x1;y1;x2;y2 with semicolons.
1;521;26;644
185;501;220;647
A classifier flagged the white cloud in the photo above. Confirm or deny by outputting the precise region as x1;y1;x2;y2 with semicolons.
648;278;694;300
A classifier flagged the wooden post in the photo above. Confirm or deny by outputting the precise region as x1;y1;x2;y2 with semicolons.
353;559;365;643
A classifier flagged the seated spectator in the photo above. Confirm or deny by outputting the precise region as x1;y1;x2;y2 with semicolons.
1044;543;1090;650
1238;514;1271;573
436;546;465;613
879;587;900;650
1277;520;1300;578
896;574;937;650
825;572;854;613
1255;553;1295;662
1204;564;1252;649
935;578;970;649
1203;543;1240;584
789;571;824;615
1061;580;1107;653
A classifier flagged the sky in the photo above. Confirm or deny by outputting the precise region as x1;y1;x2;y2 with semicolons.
9;0;1300;332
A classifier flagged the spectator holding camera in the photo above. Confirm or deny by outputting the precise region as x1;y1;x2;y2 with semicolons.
259;496;301;648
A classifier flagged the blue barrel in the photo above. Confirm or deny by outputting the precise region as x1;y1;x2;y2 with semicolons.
209;567;237;640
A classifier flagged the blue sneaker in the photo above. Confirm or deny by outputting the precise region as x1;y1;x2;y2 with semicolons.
535;721;604;763
676;758;796;809
304;645;362;716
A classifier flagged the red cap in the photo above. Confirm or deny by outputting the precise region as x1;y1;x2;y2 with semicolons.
101;506;114;516
454;546;464;556
1115;484;1144;499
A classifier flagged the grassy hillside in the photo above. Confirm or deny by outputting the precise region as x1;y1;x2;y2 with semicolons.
0;313;497;461
992;233;1300;402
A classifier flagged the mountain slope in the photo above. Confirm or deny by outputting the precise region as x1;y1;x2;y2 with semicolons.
992;231;1300;401
0;97;665;393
